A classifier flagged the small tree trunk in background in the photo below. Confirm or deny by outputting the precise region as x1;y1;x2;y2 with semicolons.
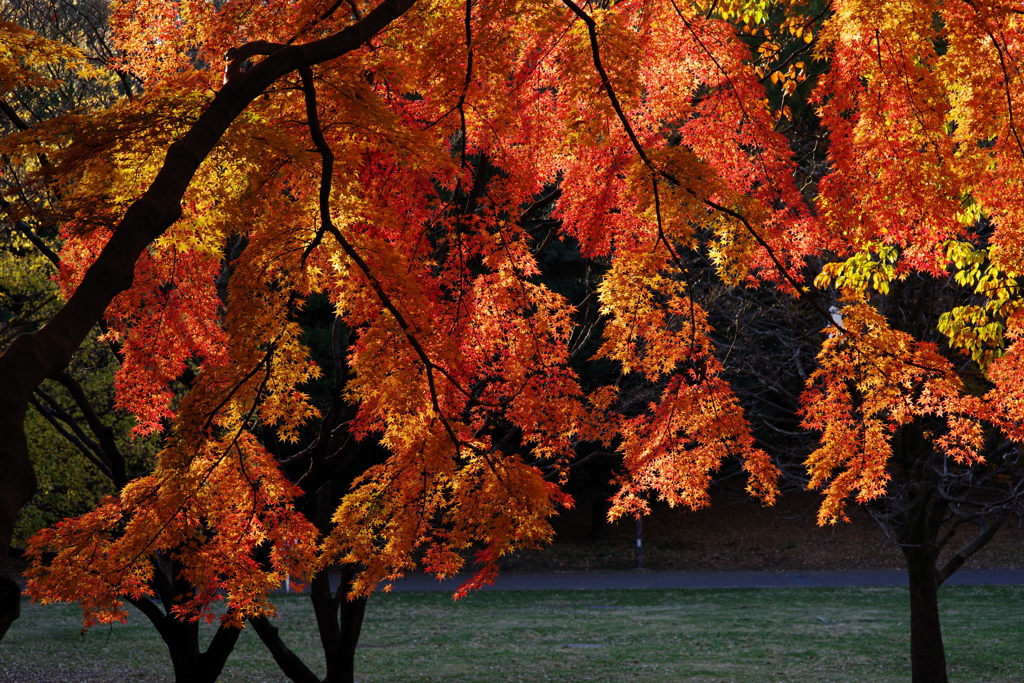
589;496;609;542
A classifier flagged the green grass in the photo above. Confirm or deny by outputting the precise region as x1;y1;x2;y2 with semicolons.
1;586;1022;682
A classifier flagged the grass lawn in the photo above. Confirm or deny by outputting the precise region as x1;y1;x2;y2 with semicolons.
1;585;1022;682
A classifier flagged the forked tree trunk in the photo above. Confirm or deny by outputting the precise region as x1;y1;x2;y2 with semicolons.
161;614;242;683
314;565;368;683
131;594;242;683
130;560;242;683
250;564;369;683
901;545;947;683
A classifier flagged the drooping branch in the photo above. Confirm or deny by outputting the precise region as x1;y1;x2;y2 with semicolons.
298;68;466;458
983;27;1024;159
424;0;473;134
561;0;847;340
702;198;840;328
299;65;336;261
668;0;753;124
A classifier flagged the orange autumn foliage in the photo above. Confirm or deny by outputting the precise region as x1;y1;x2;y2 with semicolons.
4;0;1024;631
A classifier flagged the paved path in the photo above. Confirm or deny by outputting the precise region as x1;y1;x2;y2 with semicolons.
341;568;1024;593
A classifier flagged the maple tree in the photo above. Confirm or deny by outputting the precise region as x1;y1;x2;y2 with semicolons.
1;0;792;668
791;3;1024;680
3;0;1024;682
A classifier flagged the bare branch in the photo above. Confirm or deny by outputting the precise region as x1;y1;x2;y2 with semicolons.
28;393;113;479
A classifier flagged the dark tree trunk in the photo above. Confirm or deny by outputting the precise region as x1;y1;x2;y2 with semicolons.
131;594;242;683
0;400;35;642
902;545;948;683
252;352;378;683
852;420;1009;683
130;559;242;683
882;422;951;683
250;614;322;683
250;564;368;683
163;615;241;683
0;574;21;642
314;565;368;683
335;592;367;683
311;448;369;683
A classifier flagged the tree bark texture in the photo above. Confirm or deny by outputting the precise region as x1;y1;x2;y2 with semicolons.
902;545;948;683
0;0;417;642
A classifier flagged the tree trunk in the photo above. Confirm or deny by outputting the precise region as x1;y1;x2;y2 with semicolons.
335;566;368;683
134;599;242;683
250;564;369;683
0;574;21;643
163;618;241;683
902;545;948;683
314;565;368;683
0;398;35;644
162;619;208;683
131;561;242;683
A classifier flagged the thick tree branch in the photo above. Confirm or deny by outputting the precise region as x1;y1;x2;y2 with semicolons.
202;618;244;670
0;99;29;132
295;63;465;427
249;615;322;683
935;511;1007;586
127;595;167;624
